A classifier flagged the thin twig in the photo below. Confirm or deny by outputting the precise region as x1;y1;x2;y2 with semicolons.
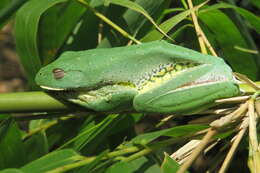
199;107;236;115
248;98;260;173
255;99;260;117
187;0;207;54
210;102;248;129
187;0;219;56
197;26;218;56
98;22;103;44
171;140;201;164
215;96;250;104
177;101;249;173
234;73;260;91
156;115;175;128
248;99;258;151
218;117;248;173
177;128;217;173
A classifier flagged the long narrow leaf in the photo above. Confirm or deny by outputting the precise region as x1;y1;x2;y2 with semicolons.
39;1;86;64
105;0;172;41
21;149;82;172
14;0;67;88
0;169;24;173
132;125;208;144
0;0;27;28
161;153;187;173
199;9;258;79
200;3;260;34
0;119;27;169
141;3;205;42
123;0;170;37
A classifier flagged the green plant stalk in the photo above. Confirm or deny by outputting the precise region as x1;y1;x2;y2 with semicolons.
50;129;207;173
23;116;74;139
45;134;197;173
0;82;259;114
0;91;69;113
46;156;96;173
45;146;142;173
120;129;206;163
239;82;260;93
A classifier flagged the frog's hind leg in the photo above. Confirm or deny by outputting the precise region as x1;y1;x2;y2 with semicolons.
133;65;239;114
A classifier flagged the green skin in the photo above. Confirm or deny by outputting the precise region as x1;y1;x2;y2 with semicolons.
35;41;240;114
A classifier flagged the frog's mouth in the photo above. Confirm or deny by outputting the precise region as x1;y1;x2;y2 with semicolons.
40;85;91;91
40;86;67;91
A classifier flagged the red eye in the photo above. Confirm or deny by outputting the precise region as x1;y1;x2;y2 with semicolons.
52;68;65;79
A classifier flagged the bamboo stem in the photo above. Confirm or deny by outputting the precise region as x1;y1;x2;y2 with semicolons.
187;0;207;54
0;91;70;113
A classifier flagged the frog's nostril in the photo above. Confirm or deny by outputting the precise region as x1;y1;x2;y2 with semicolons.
52;68;65;79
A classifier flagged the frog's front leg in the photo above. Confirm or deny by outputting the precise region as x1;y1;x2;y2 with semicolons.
133;65;240;114
65;85;138;112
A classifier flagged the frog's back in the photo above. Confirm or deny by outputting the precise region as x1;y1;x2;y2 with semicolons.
57;41;173;83
53;41;231;89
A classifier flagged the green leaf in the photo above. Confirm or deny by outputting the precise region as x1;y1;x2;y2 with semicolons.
161;153;188;173
250;0;260;9
14;0;68;88
106;157;161;173
66;0;115;50
123;0;170;36
0;169;24;173
45;117;86;149
38;0;86;64
132;125;208;145
65;5;99;51
106;162;133;173
76;151;108;173
141;8;192;42
131;128;172;144
164;125;208;137
0;0;11;11
200;3;260;34
0;119;27;169
106;113;141;136
128;156;162;173
71;114;125;154
199;9;258;79
171;24;193;40
0;0;27;29
23;133;49;162
56;114;126;155
105;0;172;41
0;114;10;120
21;149;81;172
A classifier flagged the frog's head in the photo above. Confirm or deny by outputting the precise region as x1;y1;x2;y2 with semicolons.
35;51;101;91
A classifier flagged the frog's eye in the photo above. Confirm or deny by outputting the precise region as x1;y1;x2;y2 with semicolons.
52;68;65;79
